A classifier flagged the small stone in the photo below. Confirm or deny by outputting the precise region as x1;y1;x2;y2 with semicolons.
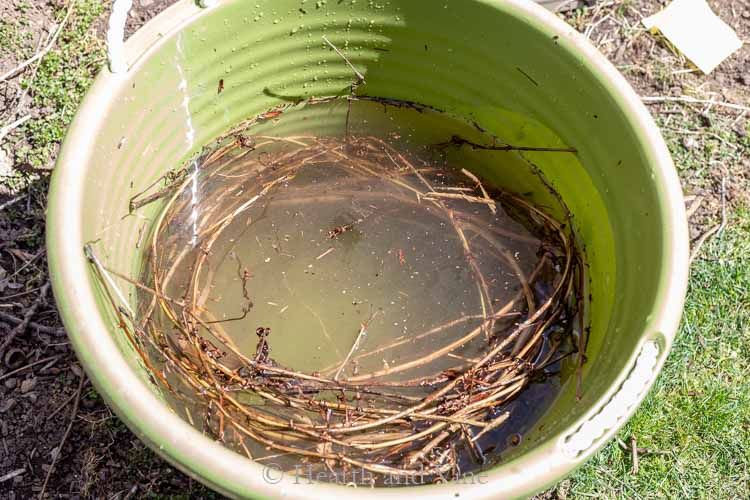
70;363;83;378
20;378;36;394
733;123;747;138
0;398;16;413
682;136;697;150
0;150;13;195
25;392;37;404
4;378;17;389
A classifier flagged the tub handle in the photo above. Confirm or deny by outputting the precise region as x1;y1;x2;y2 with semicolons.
562;340;660;457
107;0;217;74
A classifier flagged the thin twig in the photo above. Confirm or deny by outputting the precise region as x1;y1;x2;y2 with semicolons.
4;33;46;130
0;114;31;142
422;191;497;208
84;245;134;316
470;411;509;442
39;374;85;500
322;35;366;84
334;310;379;381
439;135;577;153
617;437;671;457
631;435;639;474
717;175;727;236
461;168;496;214
47;388;86;421
0;355;61;382
689;224;720;265
0;282;50;353
0;311;65;335
0;0;76;83
688;178;727;265
642;95;750;113
685;195;703;220
0;194;25;212
6;248;45;280
0;468;25;483
316;247;335;260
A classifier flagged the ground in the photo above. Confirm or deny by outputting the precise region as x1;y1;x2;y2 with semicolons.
0;0;748;498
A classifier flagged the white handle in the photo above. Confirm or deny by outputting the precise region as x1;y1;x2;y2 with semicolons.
107;0;218;74
562;340;660;457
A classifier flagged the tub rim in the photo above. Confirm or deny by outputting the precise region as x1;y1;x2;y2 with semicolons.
46;0;689;497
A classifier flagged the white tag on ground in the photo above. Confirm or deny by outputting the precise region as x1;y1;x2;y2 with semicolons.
642;0;743;74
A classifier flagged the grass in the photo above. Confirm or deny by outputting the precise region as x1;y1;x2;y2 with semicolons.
555;208;750;498
550;6;750;495
14;0;105;168
0;18;34;61
659;114;750;182
553;6;750;488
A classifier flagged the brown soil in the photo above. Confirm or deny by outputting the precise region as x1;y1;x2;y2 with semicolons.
565;0;749;238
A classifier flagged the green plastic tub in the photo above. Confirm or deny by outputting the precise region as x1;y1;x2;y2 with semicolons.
47;0;689;497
